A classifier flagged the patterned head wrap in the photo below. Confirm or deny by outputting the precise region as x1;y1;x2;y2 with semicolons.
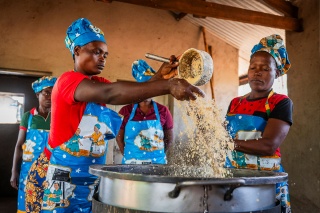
31;76;57;93
251;34;290;76
132;59;156;82
65;18;106;56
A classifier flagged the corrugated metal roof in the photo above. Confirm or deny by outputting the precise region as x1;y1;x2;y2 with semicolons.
185;0;285;76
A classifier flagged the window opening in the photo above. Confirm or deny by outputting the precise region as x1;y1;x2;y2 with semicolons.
0;92;25;124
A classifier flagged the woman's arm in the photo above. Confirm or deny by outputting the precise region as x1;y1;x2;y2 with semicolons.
83;135;92;139
234;118;291;156
116;129;125;155
74;78;203;105
10;129;26;189
164;129;173;153
74;60;204;105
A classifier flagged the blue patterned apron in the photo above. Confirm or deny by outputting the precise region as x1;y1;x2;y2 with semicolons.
225;91;291;212
41;102;122;213
18;113;49;212
122;102;166;164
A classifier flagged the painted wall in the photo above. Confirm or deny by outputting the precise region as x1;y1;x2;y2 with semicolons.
0;1;238;163
0;0;238;109
284;0;320;212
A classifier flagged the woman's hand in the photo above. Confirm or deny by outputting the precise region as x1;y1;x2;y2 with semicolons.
10;170;19;190
168;78;205;101
152;55;179;81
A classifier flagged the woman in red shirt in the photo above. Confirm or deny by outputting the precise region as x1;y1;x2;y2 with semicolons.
24;18;204;213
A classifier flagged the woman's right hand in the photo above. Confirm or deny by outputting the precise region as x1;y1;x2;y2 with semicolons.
168;78;205;101
10;171;19;190
152;55;179;81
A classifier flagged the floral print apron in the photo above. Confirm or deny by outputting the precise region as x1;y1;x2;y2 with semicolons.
25;102;122;213
18;114;49;212
122;102;166;164
225;91;291;212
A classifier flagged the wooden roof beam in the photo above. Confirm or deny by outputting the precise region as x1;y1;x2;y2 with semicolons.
98;0;113;2
261;0;298;18
193;0;207;19
96;0;303;32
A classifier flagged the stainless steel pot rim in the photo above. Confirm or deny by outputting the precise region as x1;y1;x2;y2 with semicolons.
89;164;288;185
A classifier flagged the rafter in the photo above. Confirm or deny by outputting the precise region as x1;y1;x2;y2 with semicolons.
261;0;298;18
96;0;303;32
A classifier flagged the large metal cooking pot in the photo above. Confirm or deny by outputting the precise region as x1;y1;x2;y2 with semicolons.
89;165;287;213
145;48;214;86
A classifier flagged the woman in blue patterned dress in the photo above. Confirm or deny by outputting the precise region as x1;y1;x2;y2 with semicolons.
10;76;56;213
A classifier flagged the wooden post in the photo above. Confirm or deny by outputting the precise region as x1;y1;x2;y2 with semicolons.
201;27;214;99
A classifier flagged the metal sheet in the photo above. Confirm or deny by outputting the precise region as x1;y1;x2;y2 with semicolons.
184;0;285;76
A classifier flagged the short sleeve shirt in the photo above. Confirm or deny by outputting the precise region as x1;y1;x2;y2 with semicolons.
48;71;111;149
227;93;293;125
20;107;51;131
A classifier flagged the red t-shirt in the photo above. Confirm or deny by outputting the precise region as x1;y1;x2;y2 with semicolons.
45;71;111;158
119;102;173;130
228;93;293;125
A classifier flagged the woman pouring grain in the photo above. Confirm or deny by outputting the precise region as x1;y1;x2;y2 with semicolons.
24;17;204;213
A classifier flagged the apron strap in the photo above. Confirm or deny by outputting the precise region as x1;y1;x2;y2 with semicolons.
228;93;250;115
265;90;274;117
129;101;160;121
128;104;139;121
152;101;160;121
228;90;274;117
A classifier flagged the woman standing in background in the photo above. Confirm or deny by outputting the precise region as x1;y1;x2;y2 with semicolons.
10;76;56;213
116;60;174;164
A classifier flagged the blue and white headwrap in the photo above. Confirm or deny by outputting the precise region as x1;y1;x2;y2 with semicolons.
132;59;156;82
251;34;290;76
31;76;57;93
65;18;106;56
